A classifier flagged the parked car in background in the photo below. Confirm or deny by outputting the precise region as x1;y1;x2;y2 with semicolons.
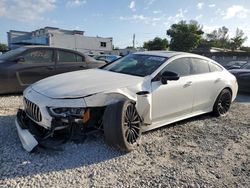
0;46;106;94
224;60;248;70
229;62;250;93
94;54;121;63
15;51;238;152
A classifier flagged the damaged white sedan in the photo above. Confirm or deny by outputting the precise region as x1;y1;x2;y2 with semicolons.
16;51;238;152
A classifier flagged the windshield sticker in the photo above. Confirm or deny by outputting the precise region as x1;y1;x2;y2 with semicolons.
148;57;166;62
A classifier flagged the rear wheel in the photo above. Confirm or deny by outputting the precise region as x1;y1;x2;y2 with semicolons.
103;100;142;152
213;89;232;117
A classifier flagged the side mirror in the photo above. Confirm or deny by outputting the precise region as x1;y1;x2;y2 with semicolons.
15;56;25;62
161;71;180;84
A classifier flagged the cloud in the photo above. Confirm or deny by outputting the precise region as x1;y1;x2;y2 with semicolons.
147;0;156;5
66;0;86;7
120;15;146;21
129;1;136;11
197;2;204;10
167;9;187;23
153;10;162;14
222;5;249;19
0;0;56;22
195;14;203;20
119;14;166;27
208;4;216;8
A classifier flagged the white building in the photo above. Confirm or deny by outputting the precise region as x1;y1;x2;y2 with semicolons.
8;27;113;54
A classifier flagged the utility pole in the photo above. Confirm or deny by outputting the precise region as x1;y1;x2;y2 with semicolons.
133;34;135;48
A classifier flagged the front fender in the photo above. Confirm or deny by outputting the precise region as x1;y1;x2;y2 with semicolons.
84;89;152;125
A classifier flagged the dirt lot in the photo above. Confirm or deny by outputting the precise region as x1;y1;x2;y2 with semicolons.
0;94;249;187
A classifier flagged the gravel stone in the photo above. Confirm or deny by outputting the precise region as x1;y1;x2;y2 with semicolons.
0;94;249;187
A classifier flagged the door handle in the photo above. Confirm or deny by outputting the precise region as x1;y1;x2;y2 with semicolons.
215;78;222;83
47;66;54;70
184;81;192;87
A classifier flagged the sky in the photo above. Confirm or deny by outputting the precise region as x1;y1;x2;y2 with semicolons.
0;0;250;48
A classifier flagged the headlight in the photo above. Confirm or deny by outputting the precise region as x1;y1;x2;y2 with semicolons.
48;107;85;117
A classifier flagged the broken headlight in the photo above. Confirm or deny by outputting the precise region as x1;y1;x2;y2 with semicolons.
48;107;85;118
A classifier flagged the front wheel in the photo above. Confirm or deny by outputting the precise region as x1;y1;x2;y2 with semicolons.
213;89;232;117
103;100;142;152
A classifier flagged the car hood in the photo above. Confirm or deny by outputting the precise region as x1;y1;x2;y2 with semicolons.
31;69;144;99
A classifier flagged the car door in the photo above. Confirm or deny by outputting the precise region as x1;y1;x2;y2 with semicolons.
237;63;250;92
151;57;194;123
15;48;56;86
190;58;224;112
55;49;87;74
237;71;250;92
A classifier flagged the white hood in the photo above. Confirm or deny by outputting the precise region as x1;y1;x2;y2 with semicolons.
31;69;144;99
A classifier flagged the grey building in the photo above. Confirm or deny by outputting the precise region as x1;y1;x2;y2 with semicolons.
7;27;113;54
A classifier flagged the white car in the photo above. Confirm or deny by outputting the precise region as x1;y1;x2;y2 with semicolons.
16;51;238;152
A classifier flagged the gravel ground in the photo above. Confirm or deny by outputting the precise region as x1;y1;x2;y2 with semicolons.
0;94;249;187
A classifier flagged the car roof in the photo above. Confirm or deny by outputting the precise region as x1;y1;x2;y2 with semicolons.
134;51;189;58
134;51;207;59
22;45;85;55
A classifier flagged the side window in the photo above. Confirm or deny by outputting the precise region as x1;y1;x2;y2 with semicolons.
162;58;191;77
23;49;53;63
76;54;85;62
209;62;223;72
58;50;76;62
191;58;210;74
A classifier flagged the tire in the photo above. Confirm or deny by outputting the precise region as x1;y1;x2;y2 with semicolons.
213;89;232;117
103;100;142;152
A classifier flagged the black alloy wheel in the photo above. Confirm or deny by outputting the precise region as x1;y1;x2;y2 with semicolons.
123;103;141;145
213;89;232;117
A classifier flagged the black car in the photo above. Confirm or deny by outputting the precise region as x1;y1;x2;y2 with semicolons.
0;46;106;94
229;62;250;93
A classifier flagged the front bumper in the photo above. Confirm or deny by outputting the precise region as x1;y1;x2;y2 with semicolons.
16;110;38;152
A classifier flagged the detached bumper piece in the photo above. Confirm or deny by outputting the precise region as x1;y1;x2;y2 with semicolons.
16;110;39;152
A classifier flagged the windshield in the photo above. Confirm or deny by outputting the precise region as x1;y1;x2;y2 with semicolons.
0;47;27;61
241;62;250;69
102;54;167;77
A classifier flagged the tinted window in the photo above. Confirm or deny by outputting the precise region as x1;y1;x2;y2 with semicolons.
162;58;191;77
191;58;210;74
103;54;167;77
76;54;84;62
23;49;53;63
209;62;223;72
58;50;76;62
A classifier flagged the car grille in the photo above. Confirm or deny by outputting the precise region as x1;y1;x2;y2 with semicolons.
23;98;42;122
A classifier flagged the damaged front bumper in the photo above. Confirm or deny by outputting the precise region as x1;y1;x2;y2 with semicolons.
16;107;104;152
16;109;39;152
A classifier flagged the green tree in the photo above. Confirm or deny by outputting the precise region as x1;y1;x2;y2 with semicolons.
0;43;8;52
230;28;248;51
205;26;230;49
143;37;169;50
166;20;204;52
